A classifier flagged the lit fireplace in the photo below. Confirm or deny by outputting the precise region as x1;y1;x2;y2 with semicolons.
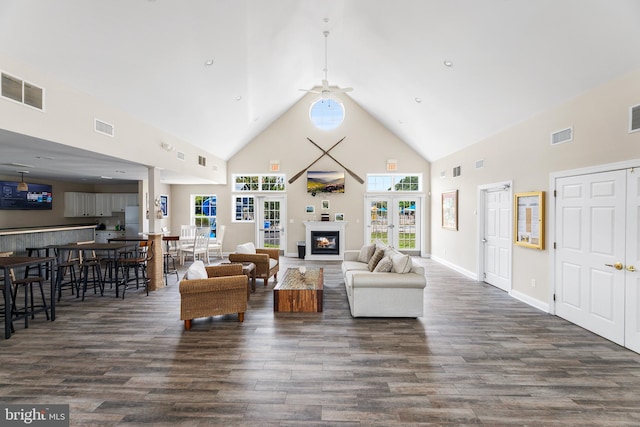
311;231;339;255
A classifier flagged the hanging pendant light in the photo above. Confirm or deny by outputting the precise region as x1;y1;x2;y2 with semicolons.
17;171;28;192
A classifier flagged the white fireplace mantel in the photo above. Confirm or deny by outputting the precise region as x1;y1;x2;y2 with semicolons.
303;221;347;261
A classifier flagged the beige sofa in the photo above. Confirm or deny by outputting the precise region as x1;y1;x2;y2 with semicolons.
342;243;426;317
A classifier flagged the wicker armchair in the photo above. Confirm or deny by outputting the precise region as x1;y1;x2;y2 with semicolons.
228;247;279;286
179;264;248;330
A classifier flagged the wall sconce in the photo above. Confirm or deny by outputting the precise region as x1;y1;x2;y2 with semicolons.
270;160;280;172
386;159;398;172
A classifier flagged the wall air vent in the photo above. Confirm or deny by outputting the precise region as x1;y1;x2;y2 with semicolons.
1;71;44;110
440;171;446;178
453;166;461;177
198;155;207;167
630;104;640;133
551;127;573;145
177;151;185;161
475;159;484;169
94;118;114;137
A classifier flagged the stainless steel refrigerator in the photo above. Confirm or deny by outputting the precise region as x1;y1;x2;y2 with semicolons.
124;205;140;236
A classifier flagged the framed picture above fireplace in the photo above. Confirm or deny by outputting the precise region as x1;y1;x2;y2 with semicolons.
335;213;344;221
307;171;345;194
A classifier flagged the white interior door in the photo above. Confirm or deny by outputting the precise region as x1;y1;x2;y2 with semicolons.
625;169;640;352
482;186;511;292
555;170;626;345
256;196;285;252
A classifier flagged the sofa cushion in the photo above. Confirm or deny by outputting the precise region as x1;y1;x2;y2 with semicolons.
269;258;278;270
185;260;207;280
236;242;256;254
368;248;385;271
373;256;393;272
391;253;413;273
357;244;376;263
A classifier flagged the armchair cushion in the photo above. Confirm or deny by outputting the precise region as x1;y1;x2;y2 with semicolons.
236;242;256;254
185;260;207;280
228;246;279;285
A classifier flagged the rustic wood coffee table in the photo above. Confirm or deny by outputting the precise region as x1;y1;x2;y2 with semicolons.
273;268;323;312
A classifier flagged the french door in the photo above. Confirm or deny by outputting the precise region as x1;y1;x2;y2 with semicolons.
256;196;286;252
365;196;421;252
555;168;640;351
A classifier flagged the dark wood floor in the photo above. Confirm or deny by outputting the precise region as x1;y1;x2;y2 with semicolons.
2;256;640;426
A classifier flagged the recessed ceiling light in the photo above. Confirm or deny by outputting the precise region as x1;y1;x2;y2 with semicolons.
204;59;214;66
100;176;113;180
236;96;242;101
444;60;453;67
414;97;422;103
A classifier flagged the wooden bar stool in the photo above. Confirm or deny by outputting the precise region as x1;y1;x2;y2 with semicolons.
9;269;50;328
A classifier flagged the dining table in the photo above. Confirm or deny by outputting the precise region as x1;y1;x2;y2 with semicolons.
0;255;56;339
53;242;138;298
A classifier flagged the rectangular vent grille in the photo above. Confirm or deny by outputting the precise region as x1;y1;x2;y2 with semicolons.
630;104;640;133
475;159;484;169
94;118;114;137
198;155;206;167
453;166;461;177
177;151;185;160
440;171;446;178
551;127;573;145
1;71;44;110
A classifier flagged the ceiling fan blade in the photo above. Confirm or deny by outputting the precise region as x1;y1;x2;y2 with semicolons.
299;88;322;94
331;87;353;94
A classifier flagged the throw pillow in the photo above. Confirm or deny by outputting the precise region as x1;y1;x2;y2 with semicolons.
391;253;413;273
368;248;385;272
185;260;208;280
373;256;393;272
236;242;256;254
357;244;376;263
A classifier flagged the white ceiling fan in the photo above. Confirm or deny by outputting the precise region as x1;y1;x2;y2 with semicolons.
300;30;353;100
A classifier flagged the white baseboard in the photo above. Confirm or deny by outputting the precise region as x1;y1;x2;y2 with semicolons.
509;289;550;313
430;257;550;314
430;256;477;280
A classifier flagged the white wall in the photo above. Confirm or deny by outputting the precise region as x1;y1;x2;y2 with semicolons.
170;92;431;255
430;68;640;308
0;53;226;184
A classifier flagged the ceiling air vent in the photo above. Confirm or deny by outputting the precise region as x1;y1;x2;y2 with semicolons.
94;118;114;137
177;151;185;161
475;159;484;169
551;127;573;145
453;166;461;177
440;171;446;178
630;104;640;133
198;155;207;167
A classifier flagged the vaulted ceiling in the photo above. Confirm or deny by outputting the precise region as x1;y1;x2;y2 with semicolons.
1;0;639;183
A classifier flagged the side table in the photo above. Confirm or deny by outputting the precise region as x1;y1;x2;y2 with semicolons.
223;262;256;299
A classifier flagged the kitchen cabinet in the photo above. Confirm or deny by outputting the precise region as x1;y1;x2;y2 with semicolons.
64;192;138;217
95;194;112;217
94;230;126;243
111;193;139;212
64;192;96;217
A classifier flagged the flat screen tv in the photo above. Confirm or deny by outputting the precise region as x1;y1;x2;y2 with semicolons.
307;171;345;194
0;181;53;210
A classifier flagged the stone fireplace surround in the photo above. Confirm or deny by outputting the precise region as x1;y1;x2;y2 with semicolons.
303;221;347;261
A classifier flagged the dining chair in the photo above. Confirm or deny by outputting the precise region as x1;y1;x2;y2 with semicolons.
180;228;210;265
208;224;226;259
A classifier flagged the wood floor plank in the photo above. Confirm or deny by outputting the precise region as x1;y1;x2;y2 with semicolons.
2;256;640;425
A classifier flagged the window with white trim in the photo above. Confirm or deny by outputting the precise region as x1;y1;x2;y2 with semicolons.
233;195;255;222
233;174;286;192
366;174;422;192
191;194;217;238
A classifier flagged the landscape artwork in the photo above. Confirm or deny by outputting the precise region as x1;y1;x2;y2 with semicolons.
307;171;345;194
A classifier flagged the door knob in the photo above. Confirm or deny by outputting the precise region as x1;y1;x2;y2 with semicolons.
628;265;637;272
605;262;624;270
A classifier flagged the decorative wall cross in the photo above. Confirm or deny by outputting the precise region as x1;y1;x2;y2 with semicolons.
288;137;364;184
